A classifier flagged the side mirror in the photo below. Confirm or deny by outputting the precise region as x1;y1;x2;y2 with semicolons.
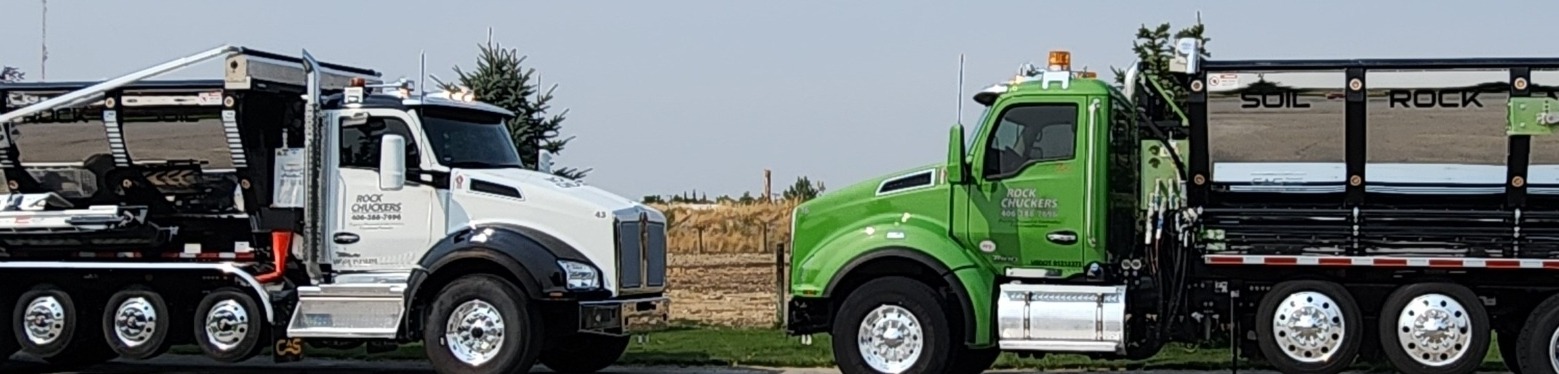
379;134;407;190
947;124;969;184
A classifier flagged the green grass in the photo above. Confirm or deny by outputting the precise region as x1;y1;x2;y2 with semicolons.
166;327;1518;371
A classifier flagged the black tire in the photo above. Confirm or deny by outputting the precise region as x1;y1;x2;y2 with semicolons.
948;346;1001;374
1514;293;1559;374
1252;280;1363;374
192;288;264;363
831;276;958;374
101;285;171;360
423;274;544;374
0;288;15;361
539;334;631;373
11;284;115;367
1378;282;1490;374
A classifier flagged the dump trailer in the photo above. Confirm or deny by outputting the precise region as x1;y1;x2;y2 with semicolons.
0;45;669;374
783;42;1559;374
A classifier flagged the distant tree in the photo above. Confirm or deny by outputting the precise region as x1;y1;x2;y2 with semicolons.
641;195;665;204
715;194;735;204
1109;14;1211;106
1;66;23;83
738;191;756;204
783;176;826;202
442;41;588;179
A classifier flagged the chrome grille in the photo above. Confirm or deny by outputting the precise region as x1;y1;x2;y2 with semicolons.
615;216;667;292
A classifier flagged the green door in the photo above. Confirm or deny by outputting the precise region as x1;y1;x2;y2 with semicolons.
964;97;1091;276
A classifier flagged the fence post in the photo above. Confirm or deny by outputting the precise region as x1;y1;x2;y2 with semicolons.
774;240;787;327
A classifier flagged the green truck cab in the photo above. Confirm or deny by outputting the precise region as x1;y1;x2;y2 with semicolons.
785;51;1171;374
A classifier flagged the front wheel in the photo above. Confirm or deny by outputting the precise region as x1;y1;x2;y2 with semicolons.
423;274;544;374
831;276;958;374
539;334;631;373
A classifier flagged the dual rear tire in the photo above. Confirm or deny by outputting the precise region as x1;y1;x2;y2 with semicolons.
1256;281;1491;374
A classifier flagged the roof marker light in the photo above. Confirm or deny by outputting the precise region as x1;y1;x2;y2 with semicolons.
1048;51;1071;71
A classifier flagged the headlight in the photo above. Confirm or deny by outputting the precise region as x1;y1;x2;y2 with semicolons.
557;260;600;290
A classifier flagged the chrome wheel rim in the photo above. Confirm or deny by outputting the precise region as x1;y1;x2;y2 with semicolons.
444;299;506;366
203;299;250;351
22;295;66;346
113;296;158;348
856;305;924;373
1271;291;1346;363
1548;325;1559;371
1395;293;1472;367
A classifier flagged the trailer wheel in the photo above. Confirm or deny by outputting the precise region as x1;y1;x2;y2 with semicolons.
423;274;544;374
192;288;264;363
831;276;957;374
1513;293;1559;374
11;284;115;366
1378;282;1490;374
101;285;170;360
538;334;630;373
1253;280;1362;374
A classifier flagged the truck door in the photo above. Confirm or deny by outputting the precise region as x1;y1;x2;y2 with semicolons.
967;98;1089;275
324;110;440;271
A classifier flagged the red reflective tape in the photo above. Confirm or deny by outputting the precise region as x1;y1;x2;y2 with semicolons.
1428;259;1463;268
1318;257;1353;267
1544;261;1559;270
1486;260;1522;269
1206;256;1243;265
1265;257;1298;266
1374;258;1409;267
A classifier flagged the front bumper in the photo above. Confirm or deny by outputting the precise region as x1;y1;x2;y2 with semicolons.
577;296;670;336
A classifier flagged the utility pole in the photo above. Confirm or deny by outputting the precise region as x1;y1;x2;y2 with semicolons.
40;0;48;80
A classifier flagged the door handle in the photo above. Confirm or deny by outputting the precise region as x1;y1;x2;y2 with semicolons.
1046;231;1078;245
333;232;360;245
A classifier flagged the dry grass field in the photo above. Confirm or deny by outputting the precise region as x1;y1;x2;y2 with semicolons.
650;201;798;327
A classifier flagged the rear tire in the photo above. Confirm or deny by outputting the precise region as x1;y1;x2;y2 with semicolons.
12;284;115;367
831;276;957;374
0;287;15;361
1253;280;1362;374
423;274;544;374
192;288;264;363
539;334;631;373
1514;293;1559;374
102;285;171;360
1378;282;1490;374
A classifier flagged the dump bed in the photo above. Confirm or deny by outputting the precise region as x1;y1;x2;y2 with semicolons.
1175;58;1559;259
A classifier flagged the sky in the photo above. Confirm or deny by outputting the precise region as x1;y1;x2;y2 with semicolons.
3;0;1559;200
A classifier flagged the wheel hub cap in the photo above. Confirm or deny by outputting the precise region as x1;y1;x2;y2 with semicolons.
1271;291;1345;363
1396;293;1472;367
445;299;506;366
204;299;250;351
857;305;924;373
22;296;66;345
114;296;158;347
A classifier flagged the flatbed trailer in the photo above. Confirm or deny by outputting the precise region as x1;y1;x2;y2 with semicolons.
0;45;669;374
783;43;1559;374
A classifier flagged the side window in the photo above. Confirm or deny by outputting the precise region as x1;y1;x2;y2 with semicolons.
339;117;420;170
983;104;1078;178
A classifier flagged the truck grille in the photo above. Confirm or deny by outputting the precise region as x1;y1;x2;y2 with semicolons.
616;218;667;291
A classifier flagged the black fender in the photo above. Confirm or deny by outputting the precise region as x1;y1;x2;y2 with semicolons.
822;247;982;345
404;222;608;308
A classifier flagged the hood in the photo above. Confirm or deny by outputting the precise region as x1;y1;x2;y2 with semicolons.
454;168;663;221
801;162;945;211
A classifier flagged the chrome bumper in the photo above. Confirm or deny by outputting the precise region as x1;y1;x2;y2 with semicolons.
578;296;670;336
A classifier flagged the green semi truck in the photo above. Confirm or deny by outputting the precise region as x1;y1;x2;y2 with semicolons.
784;42;1559;374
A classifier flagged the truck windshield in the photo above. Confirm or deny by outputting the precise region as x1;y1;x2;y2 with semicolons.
418;107;523;169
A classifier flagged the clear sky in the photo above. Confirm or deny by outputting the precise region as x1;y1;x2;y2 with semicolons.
3;0;1558;199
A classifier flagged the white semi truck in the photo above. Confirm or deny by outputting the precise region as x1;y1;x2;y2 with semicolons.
0;45;669;374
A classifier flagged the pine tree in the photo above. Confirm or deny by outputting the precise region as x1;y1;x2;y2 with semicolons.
442;42;588;179
783;176;825;202
1109;14;1212;106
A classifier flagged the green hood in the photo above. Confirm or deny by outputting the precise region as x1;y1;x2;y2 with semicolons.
791;163;951;256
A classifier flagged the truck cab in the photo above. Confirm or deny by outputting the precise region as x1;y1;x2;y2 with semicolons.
785;51;1149;374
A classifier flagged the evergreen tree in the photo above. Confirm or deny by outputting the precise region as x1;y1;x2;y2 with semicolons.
738;191;756;204
443;42;588;179
783;176;825;202
1110;14;1211;106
